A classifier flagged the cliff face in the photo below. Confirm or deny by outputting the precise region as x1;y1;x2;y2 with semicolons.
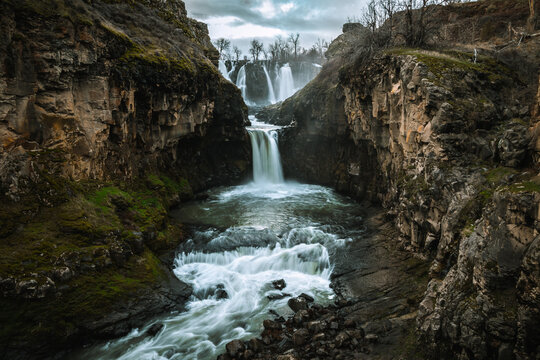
266;1;540;358
0;0;250;357
0;0;249;199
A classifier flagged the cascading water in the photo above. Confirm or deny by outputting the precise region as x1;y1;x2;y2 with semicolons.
247;118;283;184
227;65;236;81
235;65;248;102
277;63;295;101
262;64;276;104
218;60;231;81
74;109;364;360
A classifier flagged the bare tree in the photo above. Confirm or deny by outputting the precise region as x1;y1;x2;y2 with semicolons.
528;0;538;32
397;0;437;47
214;38;231;59
249;39;264;62
378;0;397;39
275;35;290;61
233;46;242;62
315;38;329;59
288;33;301;59
268;43;279;61
362;0;380;34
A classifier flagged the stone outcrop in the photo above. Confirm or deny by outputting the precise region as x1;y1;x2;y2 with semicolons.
0;0;250;200
262;1;540;358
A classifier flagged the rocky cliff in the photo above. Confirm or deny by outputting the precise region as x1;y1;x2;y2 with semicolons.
0;0;250;358
262;0;540;358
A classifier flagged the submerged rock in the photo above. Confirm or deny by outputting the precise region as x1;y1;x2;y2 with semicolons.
146;323;164;337
272;279;287;290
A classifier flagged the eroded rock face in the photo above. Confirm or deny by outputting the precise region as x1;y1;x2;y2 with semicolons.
269;8;540;357
0;0;250;358
0;0;250;201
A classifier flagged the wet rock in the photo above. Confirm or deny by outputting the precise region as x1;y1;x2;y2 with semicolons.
298;293;314;302
292;329;309;346
216;289;229;300
307;320;327;333
247;338;264;353
293;309;310;325
267;293;290;301
146;323;164;337
288;297;308;312
242;349;255;359
272;279;286;290
226;340;246;357
263;320;282;330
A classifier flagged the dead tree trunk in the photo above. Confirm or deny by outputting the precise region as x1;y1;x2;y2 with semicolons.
528;0;538;33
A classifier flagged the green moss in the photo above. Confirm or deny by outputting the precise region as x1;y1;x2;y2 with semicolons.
508;180;540;193
0;249;164;346
484;167;518;185
100;23;135;45
386;48;513;84
119;44;197;75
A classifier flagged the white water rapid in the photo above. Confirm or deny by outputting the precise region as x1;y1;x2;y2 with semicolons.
76;117;364;360
277;63;295;102
218;60;231;82
262;65;276;104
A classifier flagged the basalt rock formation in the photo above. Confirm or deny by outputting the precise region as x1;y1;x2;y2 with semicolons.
0;0;250;358
260;0;540;358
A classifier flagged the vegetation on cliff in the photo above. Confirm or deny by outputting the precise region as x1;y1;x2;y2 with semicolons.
0;0;250;357
258;0;539;358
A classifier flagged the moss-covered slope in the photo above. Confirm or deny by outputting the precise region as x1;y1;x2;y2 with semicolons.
0;0;250;357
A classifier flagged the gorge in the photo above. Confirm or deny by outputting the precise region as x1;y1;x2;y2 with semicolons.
0;0;539;360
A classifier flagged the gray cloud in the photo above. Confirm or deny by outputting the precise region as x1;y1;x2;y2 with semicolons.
184;0;369;53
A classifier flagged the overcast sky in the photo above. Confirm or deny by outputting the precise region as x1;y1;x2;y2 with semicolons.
183;0;369;56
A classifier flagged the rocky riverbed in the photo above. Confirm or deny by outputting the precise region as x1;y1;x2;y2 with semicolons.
218;210;430;360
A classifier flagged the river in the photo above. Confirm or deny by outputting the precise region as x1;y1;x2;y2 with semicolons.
77;118;365;360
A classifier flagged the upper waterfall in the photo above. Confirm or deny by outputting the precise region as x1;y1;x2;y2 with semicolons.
277;64;295;102
218;60;231;81
228;61;321;106
262;64;276;104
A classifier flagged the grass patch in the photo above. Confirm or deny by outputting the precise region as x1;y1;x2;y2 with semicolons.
386;48;513;84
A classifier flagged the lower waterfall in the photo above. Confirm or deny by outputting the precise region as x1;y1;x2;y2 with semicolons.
247;118;283;184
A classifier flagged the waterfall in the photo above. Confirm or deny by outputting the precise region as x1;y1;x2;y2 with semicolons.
262;64;276;104
235;65;248;103
248;120;283;184
218;60;231;81
277;64;295;102
227;65;236;81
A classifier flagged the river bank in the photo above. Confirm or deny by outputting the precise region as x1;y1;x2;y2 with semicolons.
217;207;430;360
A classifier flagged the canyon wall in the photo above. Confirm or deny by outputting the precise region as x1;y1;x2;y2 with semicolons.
0;0;250;358
267;1;540;358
